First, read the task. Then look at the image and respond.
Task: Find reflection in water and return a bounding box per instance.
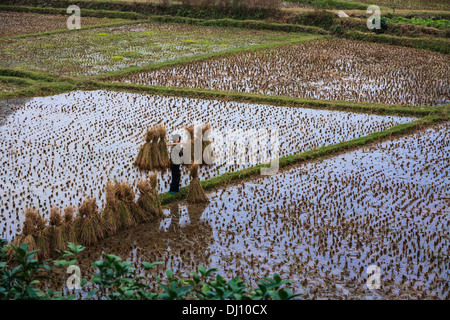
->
[77,201,212,281]
[77,123,449,300]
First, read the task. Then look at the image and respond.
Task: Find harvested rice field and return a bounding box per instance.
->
[122,39,450,106]
[75,122,449,300]
[0,12,130,37]
[0,22,318,76]
[1,4,449,303]
[0,90,416,241]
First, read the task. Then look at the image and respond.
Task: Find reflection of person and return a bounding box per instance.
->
[167,134,185,195]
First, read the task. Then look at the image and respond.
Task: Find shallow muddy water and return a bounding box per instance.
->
[73,123,449,300]
[122,39,450,106]
[0,90,416,241]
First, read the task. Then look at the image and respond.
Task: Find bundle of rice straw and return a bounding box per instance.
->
[157,126,170,169]
[6,208,39,259]
[134,128,156,171]
[103,181,143,235]
[63,206,77,245]
[136,173,164,219]
[75,197,104,246]
[187,164,208,204]
[134,126,171,171]
[45,207,65,255]
[34,210,50,260]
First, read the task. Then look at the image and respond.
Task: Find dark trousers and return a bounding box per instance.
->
[169,164,181,192]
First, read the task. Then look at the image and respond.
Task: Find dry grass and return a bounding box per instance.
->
[102,181,152,236]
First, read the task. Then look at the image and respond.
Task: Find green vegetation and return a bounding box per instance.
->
[386,17,450,30]
[286,0,388,10]
[286,0,448,10]
[350,0,449,11]
[345,30,450,54]
[0,4,146,21]
[0,0,279,20]
[0,241,299,300]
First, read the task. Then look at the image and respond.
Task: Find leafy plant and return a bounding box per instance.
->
[0,241,301,300]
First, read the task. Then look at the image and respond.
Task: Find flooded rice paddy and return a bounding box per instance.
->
[122,39,450,106]
[0,90,416,241]
[78,122,449,300]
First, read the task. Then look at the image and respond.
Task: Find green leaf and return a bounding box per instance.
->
[142,261,164,270]
[87,289,98,299]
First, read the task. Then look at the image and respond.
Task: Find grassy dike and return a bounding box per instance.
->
[344,30,450,55]
[159,113,448,205]
[91,81,444,117]
[0,68,77,100]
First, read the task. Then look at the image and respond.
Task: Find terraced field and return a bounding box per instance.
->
[0,4,448,301]
[75,122,449,299]
[0,90,416,241]
[0,12,130,37]
[0,21,318,76]
[121,38,450,106]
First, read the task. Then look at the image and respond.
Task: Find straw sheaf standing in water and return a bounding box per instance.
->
[187,164,208,204]
[74,197,104,246]
[103,181,140,236]
[45,207,65,255]
[136,172,164,219]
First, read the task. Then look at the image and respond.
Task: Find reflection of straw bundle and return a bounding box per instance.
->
[157,126,170,169]
[75,198,104,246]
[136,173,164,219]
[187,164,208,204]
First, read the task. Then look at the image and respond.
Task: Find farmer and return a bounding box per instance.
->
[167,134,185,195]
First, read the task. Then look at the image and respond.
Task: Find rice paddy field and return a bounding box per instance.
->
[0,12,130,37]
[0,4,449,301]
[0,90,416,241]
[122,38,450,106]
[0,22,317,76]
[71,122,449,300]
